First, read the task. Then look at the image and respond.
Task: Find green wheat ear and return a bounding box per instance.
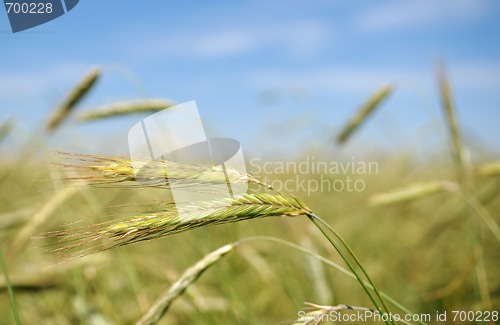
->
[0,118,15,143]
[369,181,456,206]
[51,151,256,189]
[42,192,311,257]
[78,98,176,121]
[475,161,500,177]
[46,66,101,132]
[336,83,394,144]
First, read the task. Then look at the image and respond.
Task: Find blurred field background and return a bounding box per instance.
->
[0,69,499,324]
[1,1,500,324]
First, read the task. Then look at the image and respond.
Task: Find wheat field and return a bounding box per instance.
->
[0,67,499,325]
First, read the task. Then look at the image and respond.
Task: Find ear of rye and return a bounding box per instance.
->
[46,66,101,132]
[369,181,451,206]
[336,84,393,144]
[43,193,311,257]
[0,118,15,143]
[78,98,175,121]
[51,151,253,190]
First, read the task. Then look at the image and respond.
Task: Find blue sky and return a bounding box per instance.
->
[1,0,499,158]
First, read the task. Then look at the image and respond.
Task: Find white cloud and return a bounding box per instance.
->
[250,66,416,93]
[249,61,500,94]
[0,62,92,97]
[357,0,490,31]
[192,30,256,57]
[129,20,330,60]
[450,61,500,90]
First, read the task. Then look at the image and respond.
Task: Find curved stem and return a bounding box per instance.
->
[239,236,426,325]
[308,213,394,324]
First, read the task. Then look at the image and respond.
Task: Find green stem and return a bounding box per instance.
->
[438,65,492,309]
[0,250,21,325]
[307,214,393,325]
[240,236,426,325]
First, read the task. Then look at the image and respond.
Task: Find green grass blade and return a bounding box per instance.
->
[0,250,21,325]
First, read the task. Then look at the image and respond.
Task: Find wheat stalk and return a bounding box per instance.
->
[78,99,175,121]
[437,63,492,310]
[46,66,101,131]
[136,244,235,325]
